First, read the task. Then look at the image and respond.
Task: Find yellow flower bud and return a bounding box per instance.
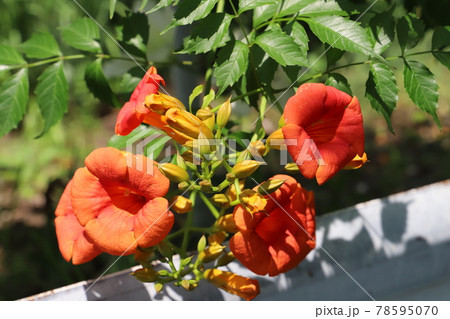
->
[211,194,230,207]
[203,269,260,301]
[145,93,185,114]
[225,179,245,202]
[239,189,267,214]
[216,251,235,267]
[158,162,190,183]
[194,130,211,155]
[283,163,300,172]
[198,244,225,263]
[197,107,216,132]
[266,128,285,150]
[199,179,212,192]
[165,108,214,144]
[216,97,231,129]
[278,115,286,128]
[208,231,227,245]
[249,140,266,156]
[216,214,238,233]
[343,153,368,170]
[256,178,286,195]
[169,195,193,214]
[231,160,261,179]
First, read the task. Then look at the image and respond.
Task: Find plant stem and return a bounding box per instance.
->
[198,191,220,219]
[181,191,197,255]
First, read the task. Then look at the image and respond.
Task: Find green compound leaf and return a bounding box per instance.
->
[238,0,276,14]
[178,13,232,54]
[297,0,346,17]
[0,69,29,137]
[21,32,61,59]
[255,29,308,66]
[162,0,219,34]
[365,62,398,132]
[0,45,26,65]
[326,73,352,96]
[35,62,68,136]
[85,59,120,108]
[368,10,395,54]
[403,60,440,128]
[305,15,381,59]
[214,40,249,95]
[60,18,101,52]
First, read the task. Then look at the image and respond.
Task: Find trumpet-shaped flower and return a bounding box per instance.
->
[230,175,315,276]
[282,83,365,185]
[55,147,174,259]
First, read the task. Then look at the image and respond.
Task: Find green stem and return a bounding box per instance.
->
[198,192,220,219]
[181,191,197,255]
[167,226,211,240]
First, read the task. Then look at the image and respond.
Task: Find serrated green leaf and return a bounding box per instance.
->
[289,22,309,57]
[326,73,352,96]
[305,15,381,59]
[278,0,315,17]
[146,0,174,14]
[368,10,395,54]
[253,4,278,27]
[403,60,440,127]
[21,32,61,59]
[85,59,119,107]
[0,45,25,65]
[365,62,398,132]
[162,0,219,34]
[189,84,204,108]
[35,62,68,136]
[60,18,101,52]
[238,0,276,14]
[255,29,308,67]
[252,45,278,86]
[109,0,117,19]
[178,13,232,54]
[214,40,249,95]
[0,69,28,137]
[396,14,424,53]
[298,0,346,17]
[201,89,216,108]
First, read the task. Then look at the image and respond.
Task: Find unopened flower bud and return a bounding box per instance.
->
[194,130,211,155]
[257,178,286,195]
[211,194,230,207]
[231,160,261,179]
[154,282,164,293]
[343,153,368,170]
[198,244,225,263]
[225,179,245,201]
[199,179,212,192]
[203,269,260,301]
[226,172,236,182]
[283,163,300,172]
[216,97,231,129]
[158,162,190,183]
[176,153,187,170]
[266,128,285,150]
[249,140,266,156]
[216,214,238,233]
[169,195,192,214]
[278,115,286,128]
[178,181,190,191]
[196,107,215,131]
[208,231,227,245]
[216,251,235,267]
[132,267,159,282]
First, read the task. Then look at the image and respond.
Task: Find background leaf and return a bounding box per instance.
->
[85,59,120,107]
[178,13,232,54]
[162,0,219,34]
[21,32,61,59]
[109,0,117,19]
[146,0,174,14]
[117,12,150,58]
[60,18,101,52]
[403,60,440,127]
[368,10,395,54]
[255,29,308,66]
[0,45,25,65]
[35,62,68,136]
[297,0,346,17]
[214,40,249,95]
[365,62,398,132]
[432,26,450,70]
[305,15,381,59]
[0,69,29,137]
[326,73,352,96]
[325,45,344,67]
[396,14,424,53]
[287,22,309,57]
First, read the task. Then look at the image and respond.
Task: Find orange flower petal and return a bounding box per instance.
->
[55,181,101,264]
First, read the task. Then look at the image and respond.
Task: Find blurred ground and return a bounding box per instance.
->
[0,0,449,301]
